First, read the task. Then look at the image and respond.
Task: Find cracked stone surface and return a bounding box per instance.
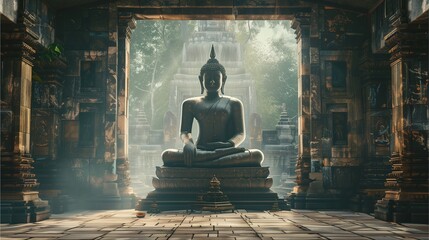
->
[1,209,427,239]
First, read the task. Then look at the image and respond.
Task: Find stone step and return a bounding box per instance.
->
[152,177,273,190]
[156,166,270,179]
[137,189,280,211]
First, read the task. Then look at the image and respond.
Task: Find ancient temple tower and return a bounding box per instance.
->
[167,21,258,146]
[262,104,298,197]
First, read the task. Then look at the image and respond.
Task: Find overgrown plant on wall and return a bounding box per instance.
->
[32,43,64,83]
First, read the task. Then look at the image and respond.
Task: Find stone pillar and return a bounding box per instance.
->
[31,58,69,213]
[291,13,312,205]
[291,6,368,210]
[352,44,391,213]
[318,7,366,209]
[0,11,50,223]
[96,1,122,208]
[116,13,136,204]
[375,15,428,223]
[307,7,325,208]
[309,6,323,173]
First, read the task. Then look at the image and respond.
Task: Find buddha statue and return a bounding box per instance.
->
[162,45,263,168]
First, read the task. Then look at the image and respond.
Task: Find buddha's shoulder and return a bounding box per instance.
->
[182,96,204,105]
[223,96,243,105]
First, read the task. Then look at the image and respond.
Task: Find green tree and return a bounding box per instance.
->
[129,21,195,128]
[233,20,298,129]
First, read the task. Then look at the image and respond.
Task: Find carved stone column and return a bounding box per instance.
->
[291,6,368,210]
[31,58,68,213]
[352,45,391,213]
[1,11,50,223]
[375,17,428,223]
[116,13,136,204]
[95,1,122,209]
[309,6,323,172]
[291,13,312,206]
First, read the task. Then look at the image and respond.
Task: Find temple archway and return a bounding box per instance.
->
[1,0,427,223]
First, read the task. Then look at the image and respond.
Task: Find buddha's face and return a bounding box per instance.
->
[202,70,223,93]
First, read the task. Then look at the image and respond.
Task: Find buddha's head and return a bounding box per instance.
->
[199,45,227,94]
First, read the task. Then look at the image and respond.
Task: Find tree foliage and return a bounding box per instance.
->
[129,21,195,128]
[232,21,298,129]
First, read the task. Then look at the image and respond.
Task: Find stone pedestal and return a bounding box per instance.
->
[1,153,50,223]
[375,153,428,223]
[136,166,280,211]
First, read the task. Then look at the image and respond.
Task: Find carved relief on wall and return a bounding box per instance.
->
[32,83,47,108]
[62,97,79,120]
[407,61,428,105]
[321,117,332,159]
[104,121,116,161]
[106,68,117,113]
[1,62,13,106]
[332,112,348,146]
[310,74,321,114]
[372,118,390,146]
[34,118,49,147]
[33,83,61,109]
[324,11,351,48]
[404,129,428,154]
[49,85,60,108]
[367,81,389,109]
[310,47,319,64]
[323,9,366,49]
[0,111,13,152]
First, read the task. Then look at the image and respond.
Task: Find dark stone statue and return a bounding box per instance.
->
[162,46,263,167]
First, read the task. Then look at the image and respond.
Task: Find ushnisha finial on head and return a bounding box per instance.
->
[210,44,216,59]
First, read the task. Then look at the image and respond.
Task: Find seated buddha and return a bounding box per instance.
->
[162,46,263,168]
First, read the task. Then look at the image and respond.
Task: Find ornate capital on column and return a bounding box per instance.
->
[119,13,136,40]
[291,13,311,40]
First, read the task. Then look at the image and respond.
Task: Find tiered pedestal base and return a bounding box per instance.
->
[374,153,428,223]
[1,153,51,223]
[137,166,280,211]
[1,192,50,223]
[375,197,429,223]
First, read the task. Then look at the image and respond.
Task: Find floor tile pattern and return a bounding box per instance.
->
[1,209,427,239]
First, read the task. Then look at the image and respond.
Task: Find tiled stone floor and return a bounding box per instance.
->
[1,209,428,239]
